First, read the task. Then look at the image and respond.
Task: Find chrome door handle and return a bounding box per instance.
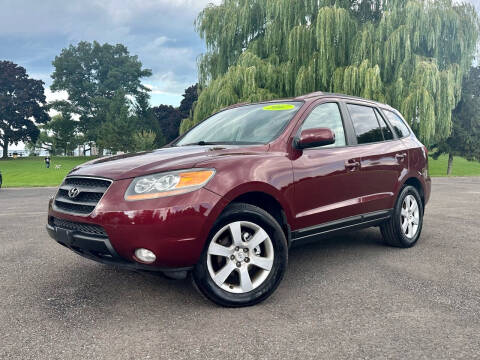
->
[345,161,360,169]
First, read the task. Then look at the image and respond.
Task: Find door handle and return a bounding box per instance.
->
[345,160,360,170]
[395,153,407,160]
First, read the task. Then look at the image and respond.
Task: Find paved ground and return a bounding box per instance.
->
[0,178,479,359]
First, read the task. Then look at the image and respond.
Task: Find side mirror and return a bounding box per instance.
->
[295,128,335,149]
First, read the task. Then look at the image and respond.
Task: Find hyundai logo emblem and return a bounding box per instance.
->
[68,187,80,199]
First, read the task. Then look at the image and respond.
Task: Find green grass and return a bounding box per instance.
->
[0,154,479,188]
[0,156,95,188]
[428,154,480,177]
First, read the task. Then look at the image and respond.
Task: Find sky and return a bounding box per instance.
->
[0,0,478,106]
[0,0,221,108]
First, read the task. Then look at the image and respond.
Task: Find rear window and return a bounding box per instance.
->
[347,104,383,144]
[383,110,410,138]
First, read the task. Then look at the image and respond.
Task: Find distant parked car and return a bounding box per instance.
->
[47,92,431,307]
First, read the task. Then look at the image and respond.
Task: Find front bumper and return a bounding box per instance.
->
[47,178,227,269]
[46,220,192,274]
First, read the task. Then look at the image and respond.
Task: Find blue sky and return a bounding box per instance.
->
[0,0,220,107]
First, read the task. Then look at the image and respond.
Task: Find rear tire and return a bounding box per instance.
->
[193,203,288,307]
[381,185,424,248]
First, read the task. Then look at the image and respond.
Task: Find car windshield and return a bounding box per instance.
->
[176,102,302,146]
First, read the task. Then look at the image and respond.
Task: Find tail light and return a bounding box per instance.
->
[423,145,429,177]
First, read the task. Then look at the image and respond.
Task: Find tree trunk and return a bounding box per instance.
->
[1,139,8,159]
[447,153,454,175]
[98,146,104,157]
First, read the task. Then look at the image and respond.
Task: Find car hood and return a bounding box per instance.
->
[68,145,267,180]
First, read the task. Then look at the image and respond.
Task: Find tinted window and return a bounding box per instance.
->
[300,103,346,147]
[347,104,383,144]
[375,109,394,140]
[176,102,302,146]
[383,110,411,138]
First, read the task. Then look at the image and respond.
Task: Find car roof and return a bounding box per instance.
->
[221,92,397,113]
[294,91,396,111]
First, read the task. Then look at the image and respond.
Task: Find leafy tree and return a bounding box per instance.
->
[156,84,199,140]
[33,114,81,155]
[188,0,479,145]
[433,66,480,175]
[51,41,152,155]
[132,130,157,152]
[96,92,139,153]
[178,84,199,118]
[135,92,166,147]
[153,105,183,144]
[152,105,183,144]
[0,61,49,158]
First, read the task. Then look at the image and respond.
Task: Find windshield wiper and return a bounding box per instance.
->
[178,141,264,147]
[181,141,219,146]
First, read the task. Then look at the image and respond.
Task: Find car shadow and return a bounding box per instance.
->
[39,227,387,318]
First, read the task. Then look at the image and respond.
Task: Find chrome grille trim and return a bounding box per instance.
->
[53,176,113,216]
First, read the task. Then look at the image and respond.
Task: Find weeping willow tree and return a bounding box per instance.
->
[181,0,479,145]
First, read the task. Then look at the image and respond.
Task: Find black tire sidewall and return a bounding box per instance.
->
[193,203,288,307]
[393,186,424,247]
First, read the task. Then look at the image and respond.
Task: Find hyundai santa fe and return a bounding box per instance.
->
[47,92,431,307]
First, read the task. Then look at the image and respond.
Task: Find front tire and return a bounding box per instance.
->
[381,185,424,248]
[193,203,288,307]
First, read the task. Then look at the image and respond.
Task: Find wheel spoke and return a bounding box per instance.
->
[250,255,273,271]
[401,218,409,232]
[401,208,408,217]
[247,228,268,250]
[209,243,232,258]
[239,267,253,292]
[229,222,243,246]
[213,262,236,285]
[410,200,418,212]
[407,222,413,236]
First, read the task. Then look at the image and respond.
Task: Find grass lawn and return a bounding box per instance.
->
[0,154,479,188]
[428,154,480,177]
[0,156,95,188]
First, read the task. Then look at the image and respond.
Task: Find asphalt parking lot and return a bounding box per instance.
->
[1,177,479,359]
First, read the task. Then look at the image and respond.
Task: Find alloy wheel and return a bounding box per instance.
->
[206,221,274,294]
[400,194,420,239]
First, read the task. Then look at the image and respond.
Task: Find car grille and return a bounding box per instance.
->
[49,216,108,237]
[54,176,112,215]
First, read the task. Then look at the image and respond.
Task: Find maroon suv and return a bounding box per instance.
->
[47,92,431,307]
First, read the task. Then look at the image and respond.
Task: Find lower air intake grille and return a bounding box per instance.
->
[49,216,108,237]
[54,176,112,215]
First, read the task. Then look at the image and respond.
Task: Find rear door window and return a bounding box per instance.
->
[383,110,411,138]
[374,109,394,140]
[347,104,383,144]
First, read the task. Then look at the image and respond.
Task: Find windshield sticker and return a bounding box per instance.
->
[262,104,295,111]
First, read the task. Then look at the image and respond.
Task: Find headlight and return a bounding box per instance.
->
[125,168,215,201]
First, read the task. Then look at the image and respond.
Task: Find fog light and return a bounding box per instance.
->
[134,248,156,264]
